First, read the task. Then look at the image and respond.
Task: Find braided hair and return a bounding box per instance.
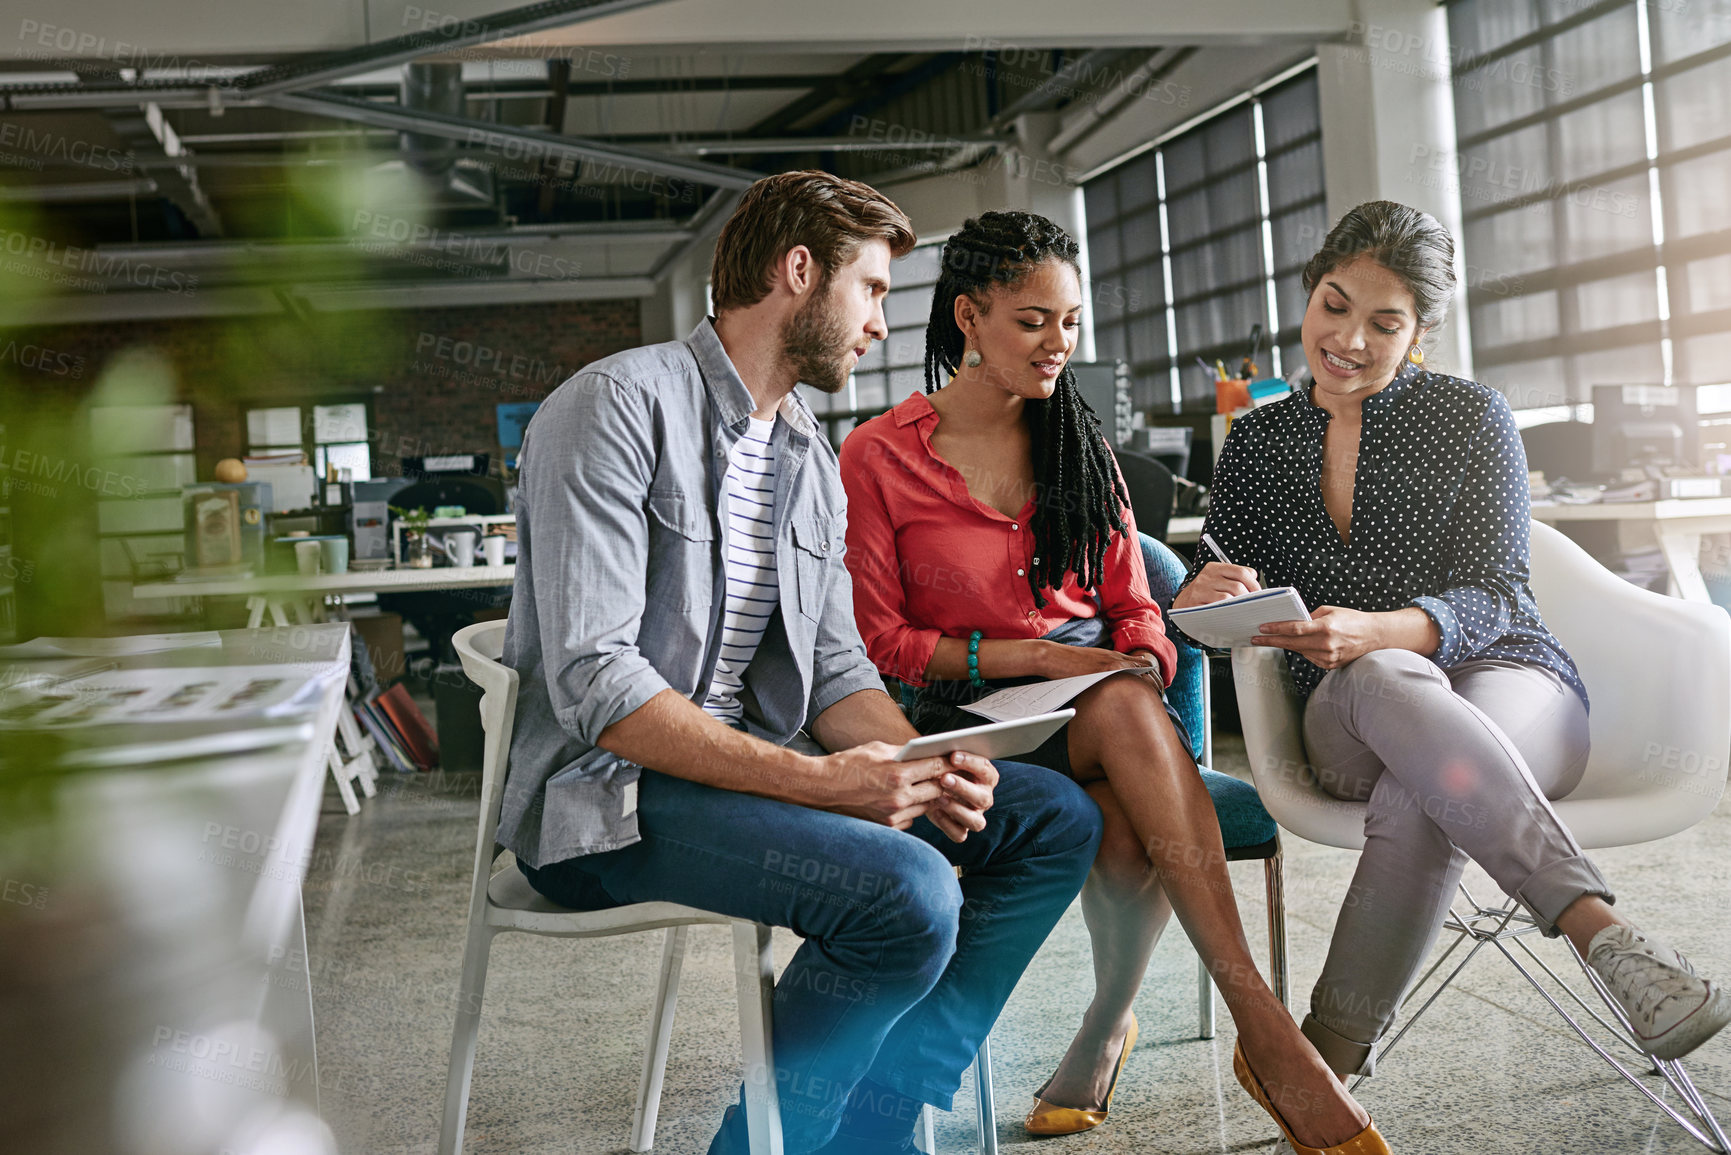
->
[922,210,1128,608]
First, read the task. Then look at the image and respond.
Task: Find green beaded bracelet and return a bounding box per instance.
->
[967,630,985,689]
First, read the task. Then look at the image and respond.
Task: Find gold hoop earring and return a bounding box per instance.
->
[1407,344,1424,365]
[963,349,982,368]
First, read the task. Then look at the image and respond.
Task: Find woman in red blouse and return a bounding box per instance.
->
[839,212,1386,1155]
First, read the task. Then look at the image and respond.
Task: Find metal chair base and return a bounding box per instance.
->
[1354,883,1729,1153]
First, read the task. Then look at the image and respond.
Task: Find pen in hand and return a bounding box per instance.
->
[1196,532,1263,599]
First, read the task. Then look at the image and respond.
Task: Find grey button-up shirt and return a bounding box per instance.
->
[498,319,884,868]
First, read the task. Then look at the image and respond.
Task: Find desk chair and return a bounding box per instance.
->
[1232,522,1731,1151]
[1114,450,1176,542]
[442,621,782,1155]
[1140,535,1287,1033]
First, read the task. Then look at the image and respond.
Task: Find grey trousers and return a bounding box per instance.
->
[1297,649,1605,1077]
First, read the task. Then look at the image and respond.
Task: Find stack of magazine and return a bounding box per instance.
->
[354,683,439,772]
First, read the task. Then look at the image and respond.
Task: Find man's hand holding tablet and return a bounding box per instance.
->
[820,741,999,842]
[815,712,1073,842]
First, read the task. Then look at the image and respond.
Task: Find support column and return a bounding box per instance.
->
[1009,111,1096,362]
[1316,0,1473,379]
[640,239,712,345]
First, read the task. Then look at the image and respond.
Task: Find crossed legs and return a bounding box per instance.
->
[1050,673,1374,1148]
[1301,650,1603,1076]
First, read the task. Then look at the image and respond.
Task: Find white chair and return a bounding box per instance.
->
[445,621,998,1155]
[1232,521,1731,1150]
[441,620,783,1155]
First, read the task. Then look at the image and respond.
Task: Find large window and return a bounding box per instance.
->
[93,403,199,620]
[1085,64,1326,413]
[246,402,372,479]
[1450,0,1731,405]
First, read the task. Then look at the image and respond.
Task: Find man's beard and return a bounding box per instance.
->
[779,281,859,395]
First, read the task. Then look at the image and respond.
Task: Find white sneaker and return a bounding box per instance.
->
[1587,925,1731,1061]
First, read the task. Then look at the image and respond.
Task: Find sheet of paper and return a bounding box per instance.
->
[959,667,1159,724]
[0,632,223,659]
[1168,586,1310,649]
[0,665,334,728]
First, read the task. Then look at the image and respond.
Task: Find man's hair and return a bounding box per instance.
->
[710,170,916,311]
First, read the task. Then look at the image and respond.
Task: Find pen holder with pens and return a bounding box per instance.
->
[1215,377,1252,414]
[1215,377,1291,414]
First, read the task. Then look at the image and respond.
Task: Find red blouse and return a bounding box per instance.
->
[838,392,1177,689]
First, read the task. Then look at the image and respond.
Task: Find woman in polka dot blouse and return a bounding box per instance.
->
[1175,201,1730,1079]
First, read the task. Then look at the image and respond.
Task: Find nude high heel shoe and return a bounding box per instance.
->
[1023,1014,1138,1136]
[1232,1042,1392,1155]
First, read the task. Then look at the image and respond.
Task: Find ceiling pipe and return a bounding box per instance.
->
[1,0,674,111]
[264,89,762,190]
[233,0,672,98]
[658,135,1000,155]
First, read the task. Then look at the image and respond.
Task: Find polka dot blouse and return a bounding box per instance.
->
[1181,361,1588,708]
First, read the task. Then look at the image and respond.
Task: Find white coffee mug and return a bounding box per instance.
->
[482,535,507,567]
[441,529,478,568]
[294,539,323,576]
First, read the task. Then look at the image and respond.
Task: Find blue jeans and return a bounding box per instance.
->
[519,762,1102,1154]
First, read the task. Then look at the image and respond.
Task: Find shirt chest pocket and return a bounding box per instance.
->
[791,514,841,622]
[646,487,715,611]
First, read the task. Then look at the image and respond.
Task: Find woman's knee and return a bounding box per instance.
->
[1336,648,1441,702]
[1076,677,1179,749]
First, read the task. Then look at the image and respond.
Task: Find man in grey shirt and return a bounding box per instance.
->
[501,171,1101,1155]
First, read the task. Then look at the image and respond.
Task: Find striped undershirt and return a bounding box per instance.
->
[702,415,780,723]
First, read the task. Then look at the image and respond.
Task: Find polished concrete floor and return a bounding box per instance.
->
[301,730,1731,1155]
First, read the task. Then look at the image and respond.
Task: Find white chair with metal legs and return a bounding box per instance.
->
[1232,521,1731,1151]
[441,620,783,1155]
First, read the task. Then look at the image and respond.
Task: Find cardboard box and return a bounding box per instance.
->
[350,612,406,686]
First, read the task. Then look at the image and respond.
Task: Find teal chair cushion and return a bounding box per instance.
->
[1200,767,1279,855]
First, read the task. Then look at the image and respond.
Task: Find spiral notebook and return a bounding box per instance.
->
[1168,587,1310,649]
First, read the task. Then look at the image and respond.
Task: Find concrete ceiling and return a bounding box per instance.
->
[0,0,1353,321]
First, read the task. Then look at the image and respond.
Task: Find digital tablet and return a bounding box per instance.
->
[894,709,1075,762]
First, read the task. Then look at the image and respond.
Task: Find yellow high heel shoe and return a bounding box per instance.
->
[1023,1014,1138,1136]
[1232,1042,1392,1155]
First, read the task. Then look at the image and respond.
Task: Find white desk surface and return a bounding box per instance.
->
[2,624,351,1118]
[133,564,516,599]
[1166,515,1203,544]
[1531,497,1731,523]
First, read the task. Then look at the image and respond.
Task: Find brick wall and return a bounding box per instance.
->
[12,298,641,475]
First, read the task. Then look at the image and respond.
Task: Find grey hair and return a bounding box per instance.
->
[1301,201,1456,339]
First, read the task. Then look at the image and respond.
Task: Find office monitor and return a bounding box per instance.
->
[1590,384,1699,478]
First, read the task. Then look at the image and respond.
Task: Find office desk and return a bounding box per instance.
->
[1167,515,1203,544]
[1532,498,1731,602]
[0,625,350,1137]
[134,565,517,628]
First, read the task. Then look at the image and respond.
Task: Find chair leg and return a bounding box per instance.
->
[1264,850,1288,1010]
[916,1105,935,1154]
[733,923,784,1155]
[974,1036,997,1155]
[438,924,497,1155]
[630,926,689,1152]
[1197,954,1216,1039]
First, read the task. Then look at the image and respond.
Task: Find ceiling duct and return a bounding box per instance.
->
[400,61,494,205]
